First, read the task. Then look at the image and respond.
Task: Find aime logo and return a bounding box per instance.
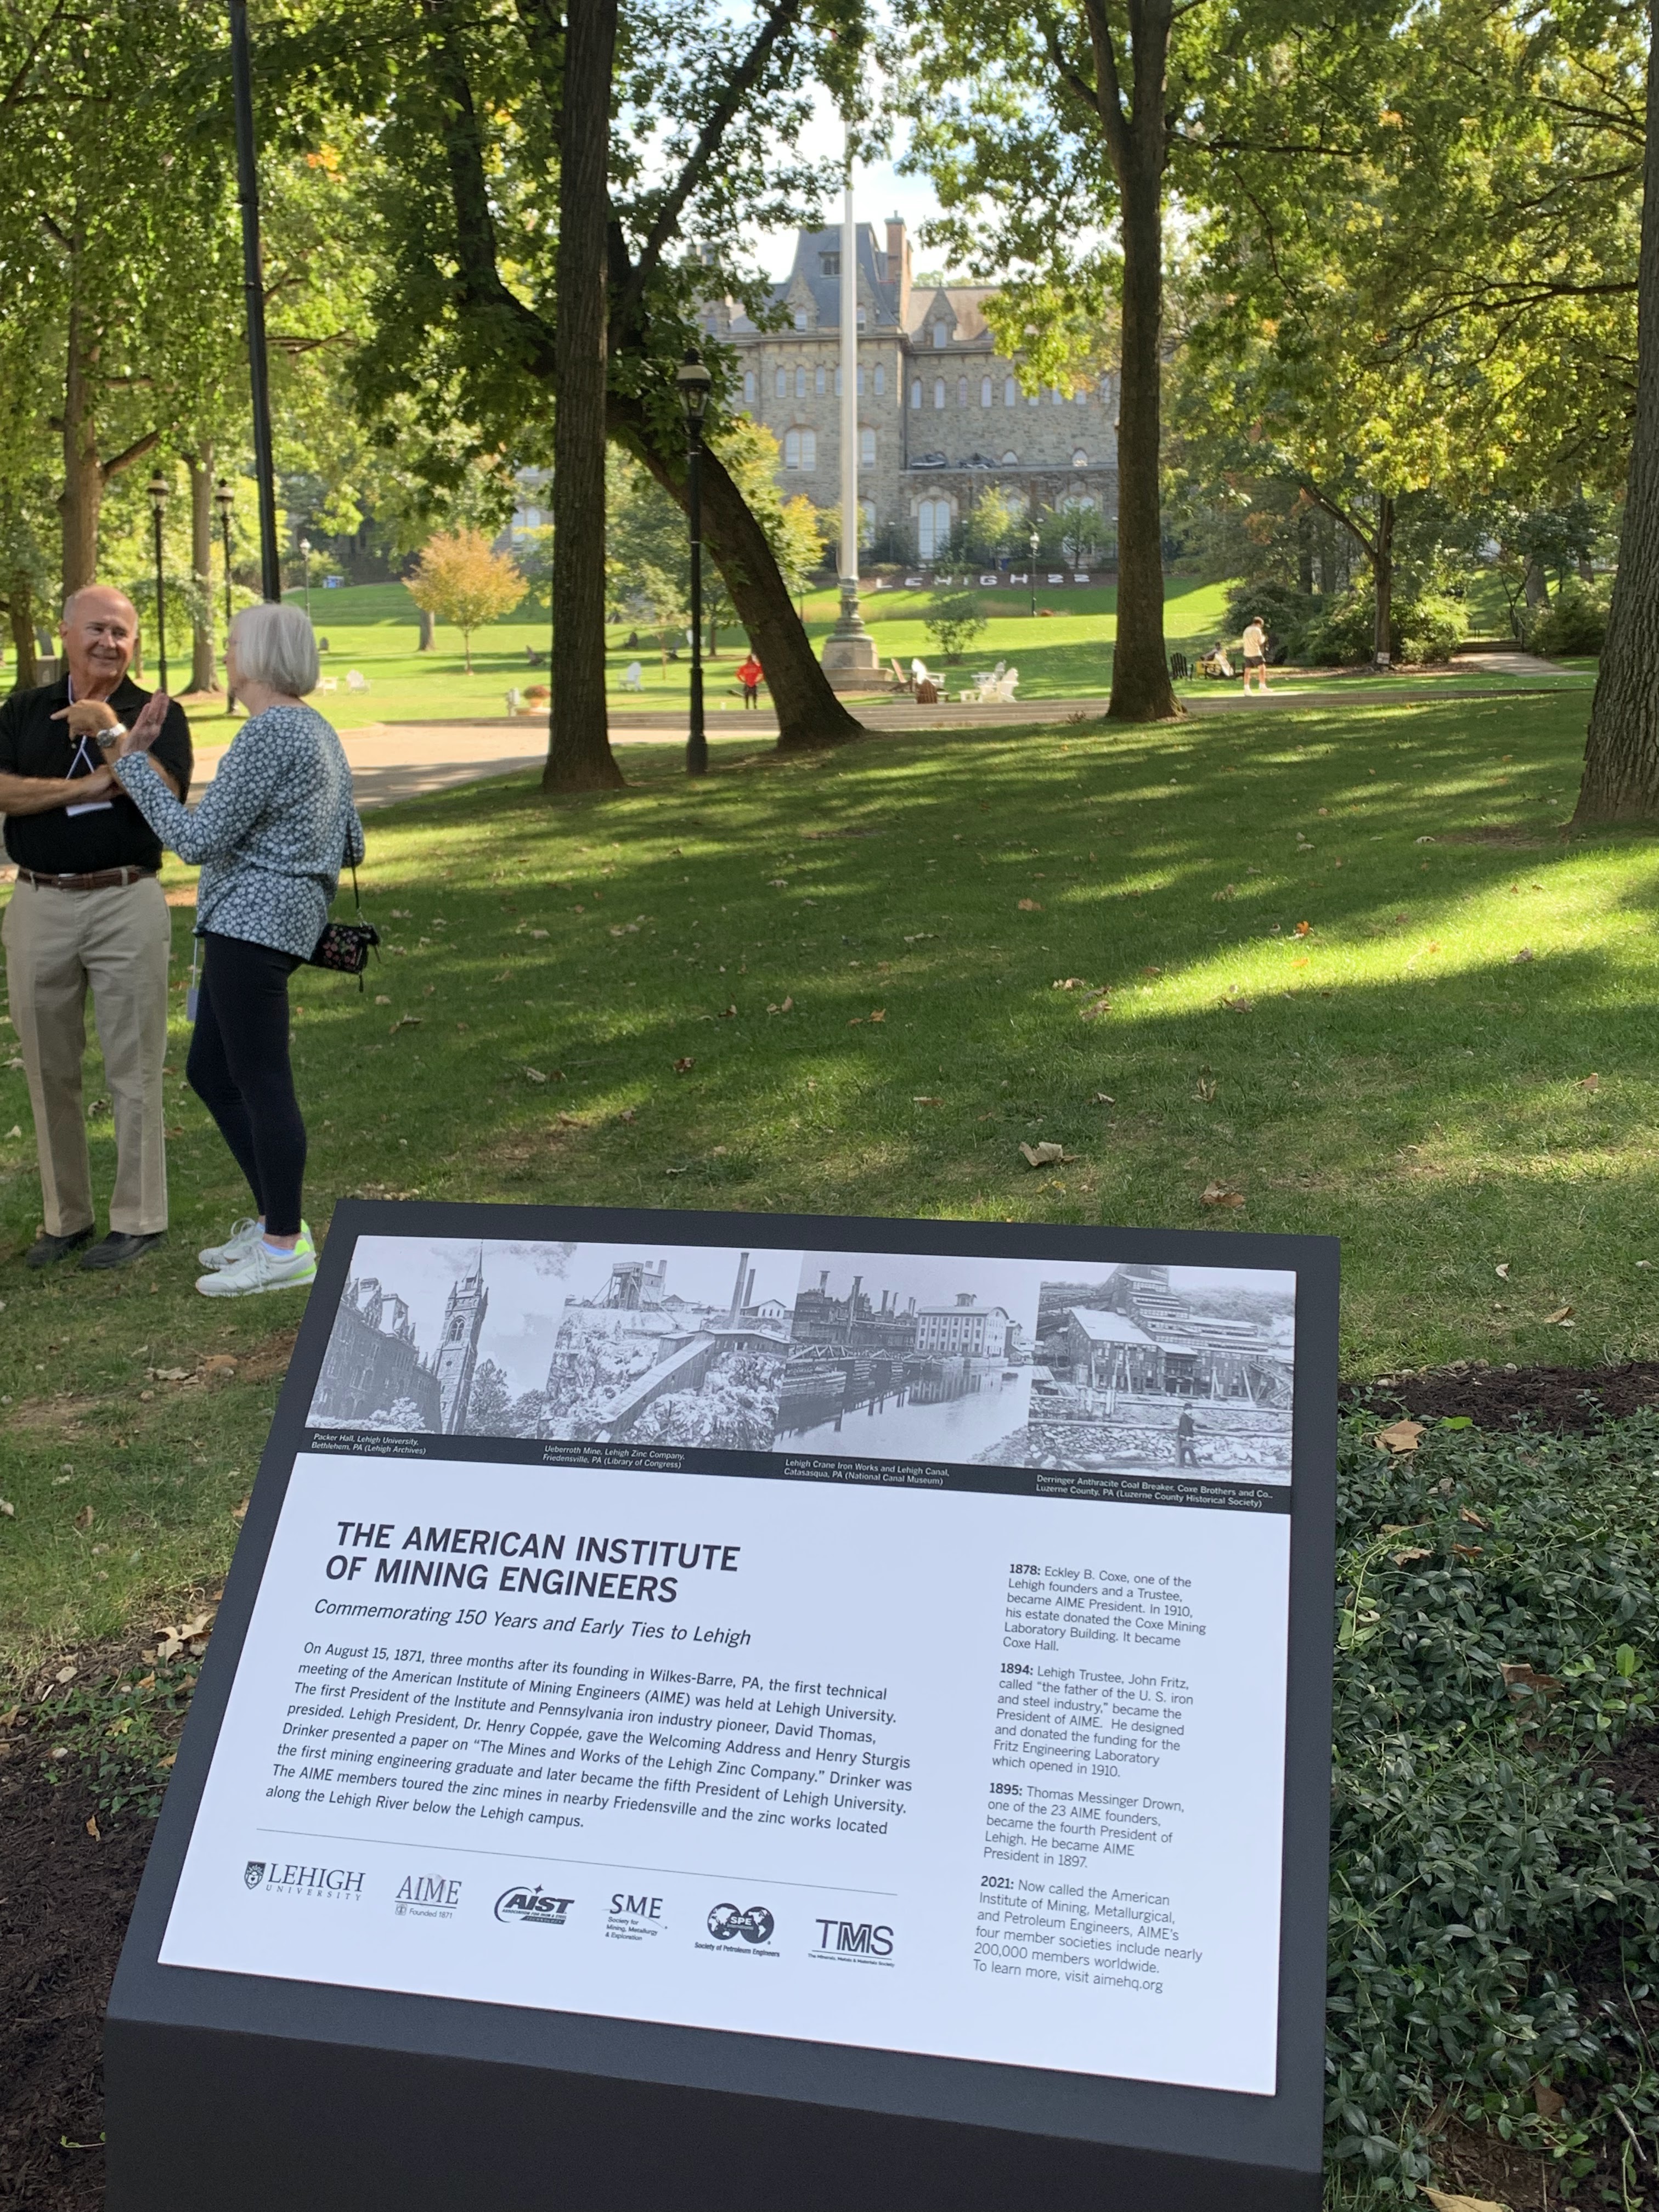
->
[810,1918,894,1965]
[396,1874,463,1918]
[245,1860,365,1900]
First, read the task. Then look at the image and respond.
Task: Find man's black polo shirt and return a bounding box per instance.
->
[0,674,193,875]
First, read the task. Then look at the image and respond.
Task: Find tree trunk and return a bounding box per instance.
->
[1372,494,1395,666]
[544,0,623,794]
[1101,3,1180,724]
[1577,14,1659,823]
[417,607,436,651]
[7,572,38,689]
[188,447,217,691]
[1297,510,1313,596]
[611,393,861,752]
[59,297,101,601]
[1522,555,1550,612]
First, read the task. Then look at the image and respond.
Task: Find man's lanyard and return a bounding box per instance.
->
[64,670,115,816]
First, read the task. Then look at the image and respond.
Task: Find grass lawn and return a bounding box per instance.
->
[4,684,1657,1671]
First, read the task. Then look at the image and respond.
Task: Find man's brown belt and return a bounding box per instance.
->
[15,865,156,891]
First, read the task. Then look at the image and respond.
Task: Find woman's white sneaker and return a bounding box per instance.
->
[196,1233,317,1298]
[198,1217,262,1269]
[199,1217,312,1271]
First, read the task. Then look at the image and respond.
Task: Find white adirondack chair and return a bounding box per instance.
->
[346,669,370,692]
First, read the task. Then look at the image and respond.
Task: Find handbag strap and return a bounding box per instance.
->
[342,830,362,915]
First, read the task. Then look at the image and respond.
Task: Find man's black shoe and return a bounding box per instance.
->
[78,1231,167,1272]
[25,1226,94,1269]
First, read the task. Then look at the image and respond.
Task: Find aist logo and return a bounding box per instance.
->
[810,1918,895,1963]
[495,1886,573,1927]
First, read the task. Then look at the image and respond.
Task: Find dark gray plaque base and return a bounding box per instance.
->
[105,2016,1320,2212]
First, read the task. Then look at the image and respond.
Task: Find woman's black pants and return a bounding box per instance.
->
[187,932,306,1237]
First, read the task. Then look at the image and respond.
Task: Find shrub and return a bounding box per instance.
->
[1297,587,1468,665]
[923,588,987,664]
[1532,580,1611,658]
[1223,580,1324,648]
[1395,590,1468,664]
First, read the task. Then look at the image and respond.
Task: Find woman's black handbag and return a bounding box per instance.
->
[308,838,379,986]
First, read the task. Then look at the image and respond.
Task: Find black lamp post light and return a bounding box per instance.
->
[1029,524,1040,620]
[675,347,713,778]
[215,477,237,709]
[146,471,170,693]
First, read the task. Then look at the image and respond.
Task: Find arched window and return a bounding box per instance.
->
[1051,386,1064,404]
[980,377,992,408]
[1028,390,1040,408]
[859,499,875,550]
[857,365,866,395]
[795,365,807,399]
[910,380,922,409]
[860,427,876,466]
[1001,450,1019,465]
[815,365,826,395]
[775,368,787,399]
[743,370,757,405]
[857,307,867,329]
[783,429,817,471]
[933,378,946,409]
[1004,377,1017,408]
[874,364,886,395]
[917,498,952,559]
[792,308,809,330]
[932,321,949,348]
[1076,386,1090,404]
[957,376,968,408]
[1071,449,1089,469]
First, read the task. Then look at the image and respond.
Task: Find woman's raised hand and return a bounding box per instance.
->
[120,691,171,754]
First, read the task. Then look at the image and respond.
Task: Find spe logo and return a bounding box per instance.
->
[606,1892,664,1943]
[810,1918,895,1965]
[396,1874,463,1919]
[495,1886,573,1927]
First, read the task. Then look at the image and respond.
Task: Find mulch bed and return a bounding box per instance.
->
[5,1357,1658,2208]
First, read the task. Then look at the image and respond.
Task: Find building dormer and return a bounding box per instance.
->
[785,272,817,330]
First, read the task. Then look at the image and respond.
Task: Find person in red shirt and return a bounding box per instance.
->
[736,652,763,708]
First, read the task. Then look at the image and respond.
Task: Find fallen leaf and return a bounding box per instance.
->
[1533,2078,1565,2122]
[1222,995,1255,1012]
[1017,898,1043,911]
[1414,835,1437,845]
[1092,1092,1115,1104]
[390,1014,422,1032]
[780,995,793,1012]
[912,1095,943,1106]
[1458,1506,1488,1528]
[769,877,789,887]
[374,994,392,1006]
[1195,1077,1216,1102]
[1452,1541,1483,1560]
[74,1506,93,1533]
[1080,991,1111,1021]
[869,1008,886,1023]
[1512,945,1534,963]
[528,928,549,939]
[1294,920,1311,936]
[1391,1548,1432,1565]
[1373,1419,1426,1454]
[848,1017,864,1027]
[55,1663,77,1683]
[86,1815,100,1839]
[1200,1182,1246,1208]
[1052,978,1089,991]
[1494,1262,1510,1279]
[1580,1071,1600,1091]
[232,1497,250,1522]
[1020,1140,1074,1166]
[199,1353,238,1375]
[673,1057,695,1073]
[147,1365,190,1382]
[1502,1661,1562,1701]
[1425,2193,1508,2212]
[1543,1305,1574,1325]
[618,1108,637,1123]
[718,1004,737,1019]
[524,1068,549,1084]
[158,1753,176,1769]
[0,1500,13,1518]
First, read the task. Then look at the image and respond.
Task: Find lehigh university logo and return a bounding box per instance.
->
[244,1861,267,1890]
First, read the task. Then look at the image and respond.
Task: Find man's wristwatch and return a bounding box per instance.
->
[95,724,127,752]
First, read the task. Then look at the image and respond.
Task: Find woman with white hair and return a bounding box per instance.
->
[111,600,364,1298]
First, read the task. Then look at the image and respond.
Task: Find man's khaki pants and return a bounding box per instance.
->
[2,873,172,1237]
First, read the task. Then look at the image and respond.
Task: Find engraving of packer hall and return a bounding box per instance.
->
[310,1262,488,1432]
[704,219,1118,562]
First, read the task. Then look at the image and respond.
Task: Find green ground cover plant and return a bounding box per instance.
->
[4,689,1657,1669]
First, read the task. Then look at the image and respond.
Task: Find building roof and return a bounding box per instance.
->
[916,1302,1011,1322]
[1066,1307,1159,1346]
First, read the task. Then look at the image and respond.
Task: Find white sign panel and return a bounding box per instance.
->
[160,1235,1300,2097]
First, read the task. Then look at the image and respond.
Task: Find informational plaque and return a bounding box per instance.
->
[108,1203,1336,2212]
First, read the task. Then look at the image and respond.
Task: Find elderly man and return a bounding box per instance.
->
[0,585,192,1268]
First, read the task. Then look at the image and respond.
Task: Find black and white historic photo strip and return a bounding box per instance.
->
[1007,1262,1297,1483]
[305,1239,1298,1485]
[305,1236,802,1451]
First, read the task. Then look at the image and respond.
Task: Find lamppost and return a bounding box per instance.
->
[298,534,312,622]
[146,472,170,693]
[675,348,713,777]
[1029,525,1040,620]
[215,477,237,709]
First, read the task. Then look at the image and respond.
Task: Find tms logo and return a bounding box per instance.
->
[396,1874,463,1917]
[495,1886,573,1927]
[247,1861,366,1900]
[707,1903,774,1945]
[811,1919,894,1963]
